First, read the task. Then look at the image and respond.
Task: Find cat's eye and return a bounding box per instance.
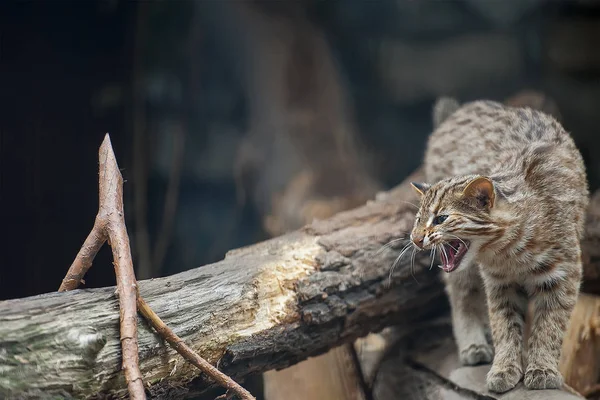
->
[433,215,448,225]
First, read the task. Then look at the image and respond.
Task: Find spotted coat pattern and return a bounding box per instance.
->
[411,99,589,393]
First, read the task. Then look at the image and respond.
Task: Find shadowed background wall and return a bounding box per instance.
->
[1,0,599,303]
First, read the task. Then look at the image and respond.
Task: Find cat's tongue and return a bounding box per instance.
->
[440,240,468,273]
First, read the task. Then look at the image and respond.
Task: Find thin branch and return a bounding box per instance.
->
[58,134,256,400]
[58,220,106,291]
[59,134,146,400]
[137,294,256,400]
[100,139,145,399]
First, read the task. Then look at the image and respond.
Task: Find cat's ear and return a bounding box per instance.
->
[410,182,431,197]
[462,176,495,209]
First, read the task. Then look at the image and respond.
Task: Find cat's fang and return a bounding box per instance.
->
[440,239,470,272]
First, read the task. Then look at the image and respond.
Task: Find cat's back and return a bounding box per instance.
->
[424,99,588,236]
[424,100,584,187]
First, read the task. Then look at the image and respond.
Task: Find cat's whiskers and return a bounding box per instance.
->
[410,246,419,284]
[375,237,407,255]
[387,241,414,286]
[398,200,420,210]
[429,245,437,270]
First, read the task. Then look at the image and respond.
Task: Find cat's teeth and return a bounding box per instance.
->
[437,265,444,269]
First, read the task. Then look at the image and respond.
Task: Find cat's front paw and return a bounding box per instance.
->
[459,343,494,366]
[487,363,522,393]
[524,367,563,390]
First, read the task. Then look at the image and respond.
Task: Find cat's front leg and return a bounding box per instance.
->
[525,264,580,390]
[484,281,527,393]
[444,266,493,365]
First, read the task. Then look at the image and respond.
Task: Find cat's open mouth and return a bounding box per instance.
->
[440,239,470,273]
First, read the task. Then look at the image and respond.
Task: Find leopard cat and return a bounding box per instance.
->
[409,98,588,393]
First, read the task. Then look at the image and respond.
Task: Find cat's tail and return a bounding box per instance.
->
[433,96,461,129]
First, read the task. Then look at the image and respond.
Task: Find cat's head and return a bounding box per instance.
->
[409,175,500,273]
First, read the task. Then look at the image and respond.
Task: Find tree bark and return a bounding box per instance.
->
[2,170,600,399]
[0,171,440,400]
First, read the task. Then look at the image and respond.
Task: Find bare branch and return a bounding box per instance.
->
[59,134,146,399]
[56,134,255,400]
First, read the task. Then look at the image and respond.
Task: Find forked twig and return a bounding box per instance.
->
[59,134,255,400]
[59,134,145,399]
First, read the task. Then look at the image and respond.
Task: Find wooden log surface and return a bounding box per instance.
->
[0,171,440,400]
[1,170,600,399]
[560,293,600,396]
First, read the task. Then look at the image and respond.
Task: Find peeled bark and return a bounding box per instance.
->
[0,171,442,400]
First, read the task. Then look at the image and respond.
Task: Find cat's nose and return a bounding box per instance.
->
[411,234,425,249]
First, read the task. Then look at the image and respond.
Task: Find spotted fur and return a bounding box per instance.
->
[410,99,588,393]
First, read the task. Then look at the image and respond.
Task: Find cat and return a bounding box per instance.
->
[409,98,589,393]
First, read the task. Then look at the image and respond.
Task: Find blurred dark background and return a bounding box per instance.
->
[2,0,600,302]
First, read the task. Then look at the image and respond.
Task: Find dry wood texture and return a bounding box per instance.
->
[560,293,600,396]
[57,134,146,399]
[56,134,255,400]
[0,171,439,400]
[2,170,600,399]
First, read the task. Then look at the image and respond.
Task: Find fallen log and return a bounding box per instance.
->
[1,170,600,399]
[0,170,441,400]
